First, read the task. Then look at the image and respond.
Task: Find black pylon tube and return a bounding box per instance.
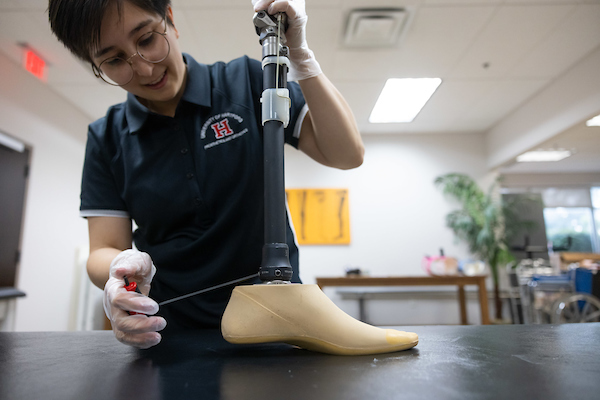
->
[259,61,293,282]
[263,119,286,244]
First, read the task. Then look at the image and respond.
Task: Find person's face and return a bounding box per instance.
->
[92,1,186,107]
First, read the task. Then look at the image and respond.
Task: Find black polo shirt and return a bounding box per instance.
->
[80,54,306,330]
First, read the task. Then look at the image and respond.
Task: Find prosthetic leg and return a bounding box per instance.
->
[221,11,418,355]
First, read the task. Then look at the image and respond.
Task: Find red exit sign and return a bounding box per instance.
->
[23,49,46,81]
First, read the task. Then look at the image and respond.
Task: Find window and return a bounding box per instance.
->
[543,187,600,253]
[544,208,595,252]
[593,187,600,249]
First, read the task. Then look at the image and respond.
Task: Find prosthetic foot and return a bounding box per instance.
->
[221,284,418,356]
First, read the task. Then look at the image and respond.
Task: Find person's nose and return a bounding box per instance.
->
[130,54,154,77]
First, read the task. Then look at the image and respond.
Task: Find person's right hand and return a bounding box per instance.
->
[103,249,166,349]
[252,0,322,81]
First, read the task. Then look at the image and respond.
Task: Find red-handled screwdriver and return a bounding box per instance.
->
[123,276,144,315]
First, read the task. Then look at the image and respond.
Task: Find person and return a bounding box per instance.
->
[48,0,364,349]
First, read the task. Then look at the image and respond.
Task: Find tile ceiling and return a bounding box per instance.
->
[1,0,599,172]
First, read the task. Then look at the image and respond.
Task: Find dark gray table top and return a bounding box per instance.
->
[1,324,599,400]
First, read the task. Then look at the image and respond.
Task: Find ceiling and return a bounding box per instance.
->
[500,119,600,173]
[0,0,599,174]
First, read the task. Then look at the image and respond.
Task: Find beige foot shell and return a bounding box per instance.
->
[221,284,418,355]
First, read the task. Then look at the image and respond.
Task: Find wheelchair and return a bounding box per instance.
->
[507,258,600,324]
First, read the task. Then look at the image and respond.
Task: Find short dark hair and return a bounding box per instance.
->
[48,0,172,64]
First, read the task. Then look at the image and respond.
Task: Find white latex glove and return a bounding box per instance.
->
[103,249,166,349]
[252,0,322,81]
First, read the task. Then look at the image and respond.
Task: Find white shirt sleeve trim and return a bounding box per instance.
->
[293,104,309,140]
[80,209,130,219]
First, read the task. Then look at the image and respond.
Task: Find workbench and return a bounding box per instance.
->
[317,275,490,325]
[1,324,599,400]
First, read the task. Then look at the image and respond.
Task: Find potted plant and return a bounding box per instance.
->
[434,173,536,322]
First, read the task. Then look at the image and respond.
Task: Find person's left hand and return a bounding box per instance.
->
[251,0,322,81]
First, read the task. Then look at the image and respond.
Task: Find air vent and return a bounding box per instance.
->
[344,8,408,48]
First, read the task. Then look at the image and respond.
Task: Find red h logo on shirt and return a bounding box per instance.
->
[211,119,234,139]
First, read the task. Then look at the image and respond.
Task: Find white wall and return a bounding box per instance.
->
[0,51,90,331]
[286,133,489,283]
[285,133,493,325]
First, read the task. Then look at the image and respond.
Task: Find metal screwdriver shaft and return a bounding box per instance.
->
[158,273,259,306]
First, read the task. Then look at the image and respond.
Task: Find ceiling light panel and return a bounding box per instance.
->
[369,78,442,124]
[586,114,600,127]
[516,150,573,162]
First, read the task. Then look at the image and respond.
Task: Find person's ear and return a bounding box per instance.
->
[166,6,179,38]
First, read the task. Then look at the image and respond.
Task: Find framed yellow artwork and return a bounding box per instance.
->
[285,188,350,245]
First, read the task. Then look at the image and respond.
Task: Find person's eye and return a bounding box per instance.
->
[104,57,125,67]
[138,33,155,48]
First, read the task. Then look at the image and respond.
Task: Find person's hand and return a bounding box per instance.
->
[252,0,322,81]
[103,249,166,349]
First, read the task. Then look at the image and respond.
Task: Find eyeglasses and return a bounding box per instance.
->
[93,19,170,86]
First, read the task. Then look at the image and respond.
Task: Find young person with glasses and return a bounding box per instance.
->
[48,0,364,349]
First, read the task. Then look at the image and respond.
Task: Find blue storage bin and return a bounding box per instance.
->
[573,268,593,294]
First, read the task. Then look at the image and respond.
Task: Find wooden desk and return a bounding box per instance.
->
[316,275,490,325]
